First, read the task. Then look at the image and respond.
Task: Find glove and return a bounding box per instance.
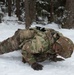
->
[31,62,43,70]
[36,26,46,32]
[22,57,26,63]
[55,58,64,61]
[50,54,64,62]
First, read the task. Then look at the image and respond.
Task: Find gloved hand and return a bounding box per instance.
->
[55,58,64,61]
[49,54,64,62]
[31,62,43,70]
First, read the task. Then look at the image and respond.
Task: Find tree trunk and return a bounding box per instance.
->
[25,0,36,29]
[16,0,21,21]
[50,0,54,22]
[8,0,12,16]
[63,0,74,28]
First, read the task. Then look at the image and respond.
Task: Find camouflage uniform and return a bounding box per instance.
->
[21,28,58,65]
[0,28,73,70]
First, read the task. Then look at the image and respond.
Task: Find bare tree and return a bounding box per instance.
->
[63,0,74,28]
[50,0,54,22]
[25,0,36,29]
[8,0,12,16]
[16,0,21,21]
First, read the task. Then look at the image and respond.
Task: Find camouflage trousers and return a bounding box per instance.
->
[22,49,56,65]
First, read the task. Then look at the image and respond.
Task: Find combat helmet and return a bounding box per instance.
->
[56,36,74,58]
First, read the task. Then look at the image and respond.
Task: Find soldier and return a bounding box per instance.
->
[0,27,74,70]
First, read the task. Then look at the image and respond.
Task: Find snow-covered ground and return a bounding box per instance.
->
[0,17,74,75]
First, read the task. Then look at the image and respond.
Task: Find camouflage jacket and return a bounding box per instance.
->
[21,28,59,54]
[0,28,61,54]
[21,28,62,64]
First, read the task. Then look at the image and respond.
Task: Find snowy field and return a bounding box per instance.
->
[0,17,74,75]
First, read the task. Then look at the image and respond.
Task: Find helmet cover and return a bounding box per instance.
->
[56,36,74,58]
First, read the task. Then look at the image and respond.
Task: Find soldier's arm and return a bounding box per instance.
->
[22,50,43,70]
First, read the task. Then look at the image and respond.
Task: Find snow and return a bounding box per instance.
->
[0,17,74,75]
